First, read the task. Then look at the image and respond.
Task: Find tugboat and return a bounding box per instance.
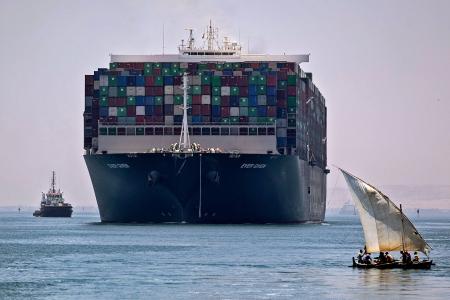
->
[33,171,73,217]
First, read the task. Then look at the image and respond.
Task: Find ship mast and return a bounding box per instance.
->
[51,171,56,193]
[178,73,191,150]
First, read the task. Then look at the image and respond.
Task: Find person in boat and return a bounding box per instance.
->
[385,252,394,263]
[363,253,373,264]
[401,251,412,264]
[356,249,364,263]
[413,251,420,262]
[377,251,386,264]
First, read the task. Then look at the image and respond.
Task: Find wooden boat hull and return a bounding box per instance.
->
[352,257,433,269]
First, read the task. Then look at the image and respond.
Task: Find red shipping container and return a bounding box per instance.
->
[108,116,118,124]
[287,86,297,96]
[221,106,230,117]
[116,97,126,106]
[287,63,295,71]
[154,87,164,96]
[85,75,94,85]
[85,85,93,96]
[239,116,249,123]
[127,106,136,116]
[201,85,211,94]
[250,63,260,69]
[201,104,211,116]
[221,76,230,85]
[133,63,145,70]
[153,68,161,76]
[136,116,145,124]
[152,116,164,123]
[108,98,117,106]
[277,99,287,107]
[192,105,201,115]
[207,62,216,69]
[145,87,153,95]
[237,76,248,86]
[192,95,202,105]
[229,76,238,86]
[145,116,153,123]
[145,76,154,86]
[154,105,163,116]
[278,71,287,80]
[267,106,277,117]
[267,75,277,86]
[221,96,230,106]
[239,87,248,97]
[174,76,182,85]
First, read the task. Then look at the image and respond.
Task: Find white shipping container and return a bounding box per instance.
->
[257,95,267,105]
[174,106,183,115]
[164,85,174,95]
[165,95,174,104]
[94,81,100,90]
[201,95,211,104]
[174,86,183,95]
[136,106,145,116]
[136,87,145,96]
[192,76,201,85]
[99,75,108,86]
[214,71,223,76]
[230,107,239,116]
[233,71,242,76]
[165,116,174,125]
[126,86,136,96]
[276,119,287,127]
[109,107,118,117]
[221,86,230,96]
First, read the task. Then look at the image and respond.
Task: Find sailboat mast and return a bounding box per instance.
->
[400,204,406,252]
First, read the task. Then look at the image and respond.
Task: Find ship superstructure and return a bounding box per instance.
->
[83,22,328,223]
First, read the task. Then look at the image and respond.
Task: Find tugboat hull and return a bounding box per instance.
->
[34,206,73,218]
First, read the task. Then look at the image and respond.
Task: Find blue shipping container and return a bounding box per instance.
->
[277,137,287,147]
[257,106,267,117]
[127,76,136,86]
[136,96,145,106]
[248,85,257,96]
[164,76,174,85]
[230,96,239,107]
[135,76,145,86]
[192,116,202,123]
[144,96,154,105]
[267,95,277,105]
[212,105,221,117]
[145,106,154,116]
[249,95,258,106]
[118,76,127,86]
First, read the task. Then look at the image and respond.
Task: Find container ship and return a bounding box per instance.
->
[83,23,328,223]
[33,171,73,217]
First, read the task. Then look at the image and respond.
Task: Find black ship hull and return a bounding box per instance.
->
[84,153,327,223]
[33,205,73,217]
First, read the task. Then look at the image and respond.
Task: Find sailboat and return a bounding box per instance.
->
[340,168,433,269]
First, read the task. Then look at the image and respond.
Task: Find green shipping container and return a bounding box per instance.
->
[230,116,239,123]
[287,75,297,85]
[186,95,192,105]
[288,118,296,127]
[192,86,201,95]
[257,85,266,95]
[239,97,248,106]
[154,96,163,105]
[154,63,161,68]
[144,69,152,75]
[109,76,117,86]
[174,95,183,105]
[109,63,117,70]
[118,87,126,97]
[127,96,136,106]
[250,75,258,84]
[162,68,171,76]
[239,107,248,116]
[212,86,221,96]
[288,107,297,114]
[201,75,211,85]
[212,96,221,105]
[248,107,257,117]
[224,63,232,69]
[287,96,297,107]
[100,86,108,96]
[233,63,241,69]
[117,107,127,117]
[108,127,117,135]
[136,127,145,135]
[222,117,229,123]
[99,128,107,135]
[100,97,108,107]
[216,63,224,70]
[144,63,153,70]
[154,76,163,86]
[198,63,207,70]
[212,76,221,87]
[258,75,266,85]
[278,81,287,89]
[230,87,239,96]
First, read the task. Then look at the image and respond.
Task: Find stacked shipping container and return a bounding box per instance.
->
[84,61,326,167]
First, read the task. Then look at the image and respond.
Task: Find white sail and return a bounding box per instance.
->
[340,169,431,255]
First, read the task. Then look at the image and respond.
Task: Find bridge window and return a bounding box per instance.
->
[193,128,201,135]
[220,127,229,135]
[201,127,211,135]
[249,128,257,136]
[164,127,173,135]
[211,127,220,135]
[108,127,117,135]
[155,127,163,135]
[258,128,266,135]
[126,127,135,135]
[145,127,154,135]
[239,127,249,135]
[118,127,126,136]
[268,128,275,135]
[230,127,239,135]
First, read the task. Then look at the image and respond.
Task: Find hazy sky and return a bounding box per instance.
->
[0,0,449,208]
